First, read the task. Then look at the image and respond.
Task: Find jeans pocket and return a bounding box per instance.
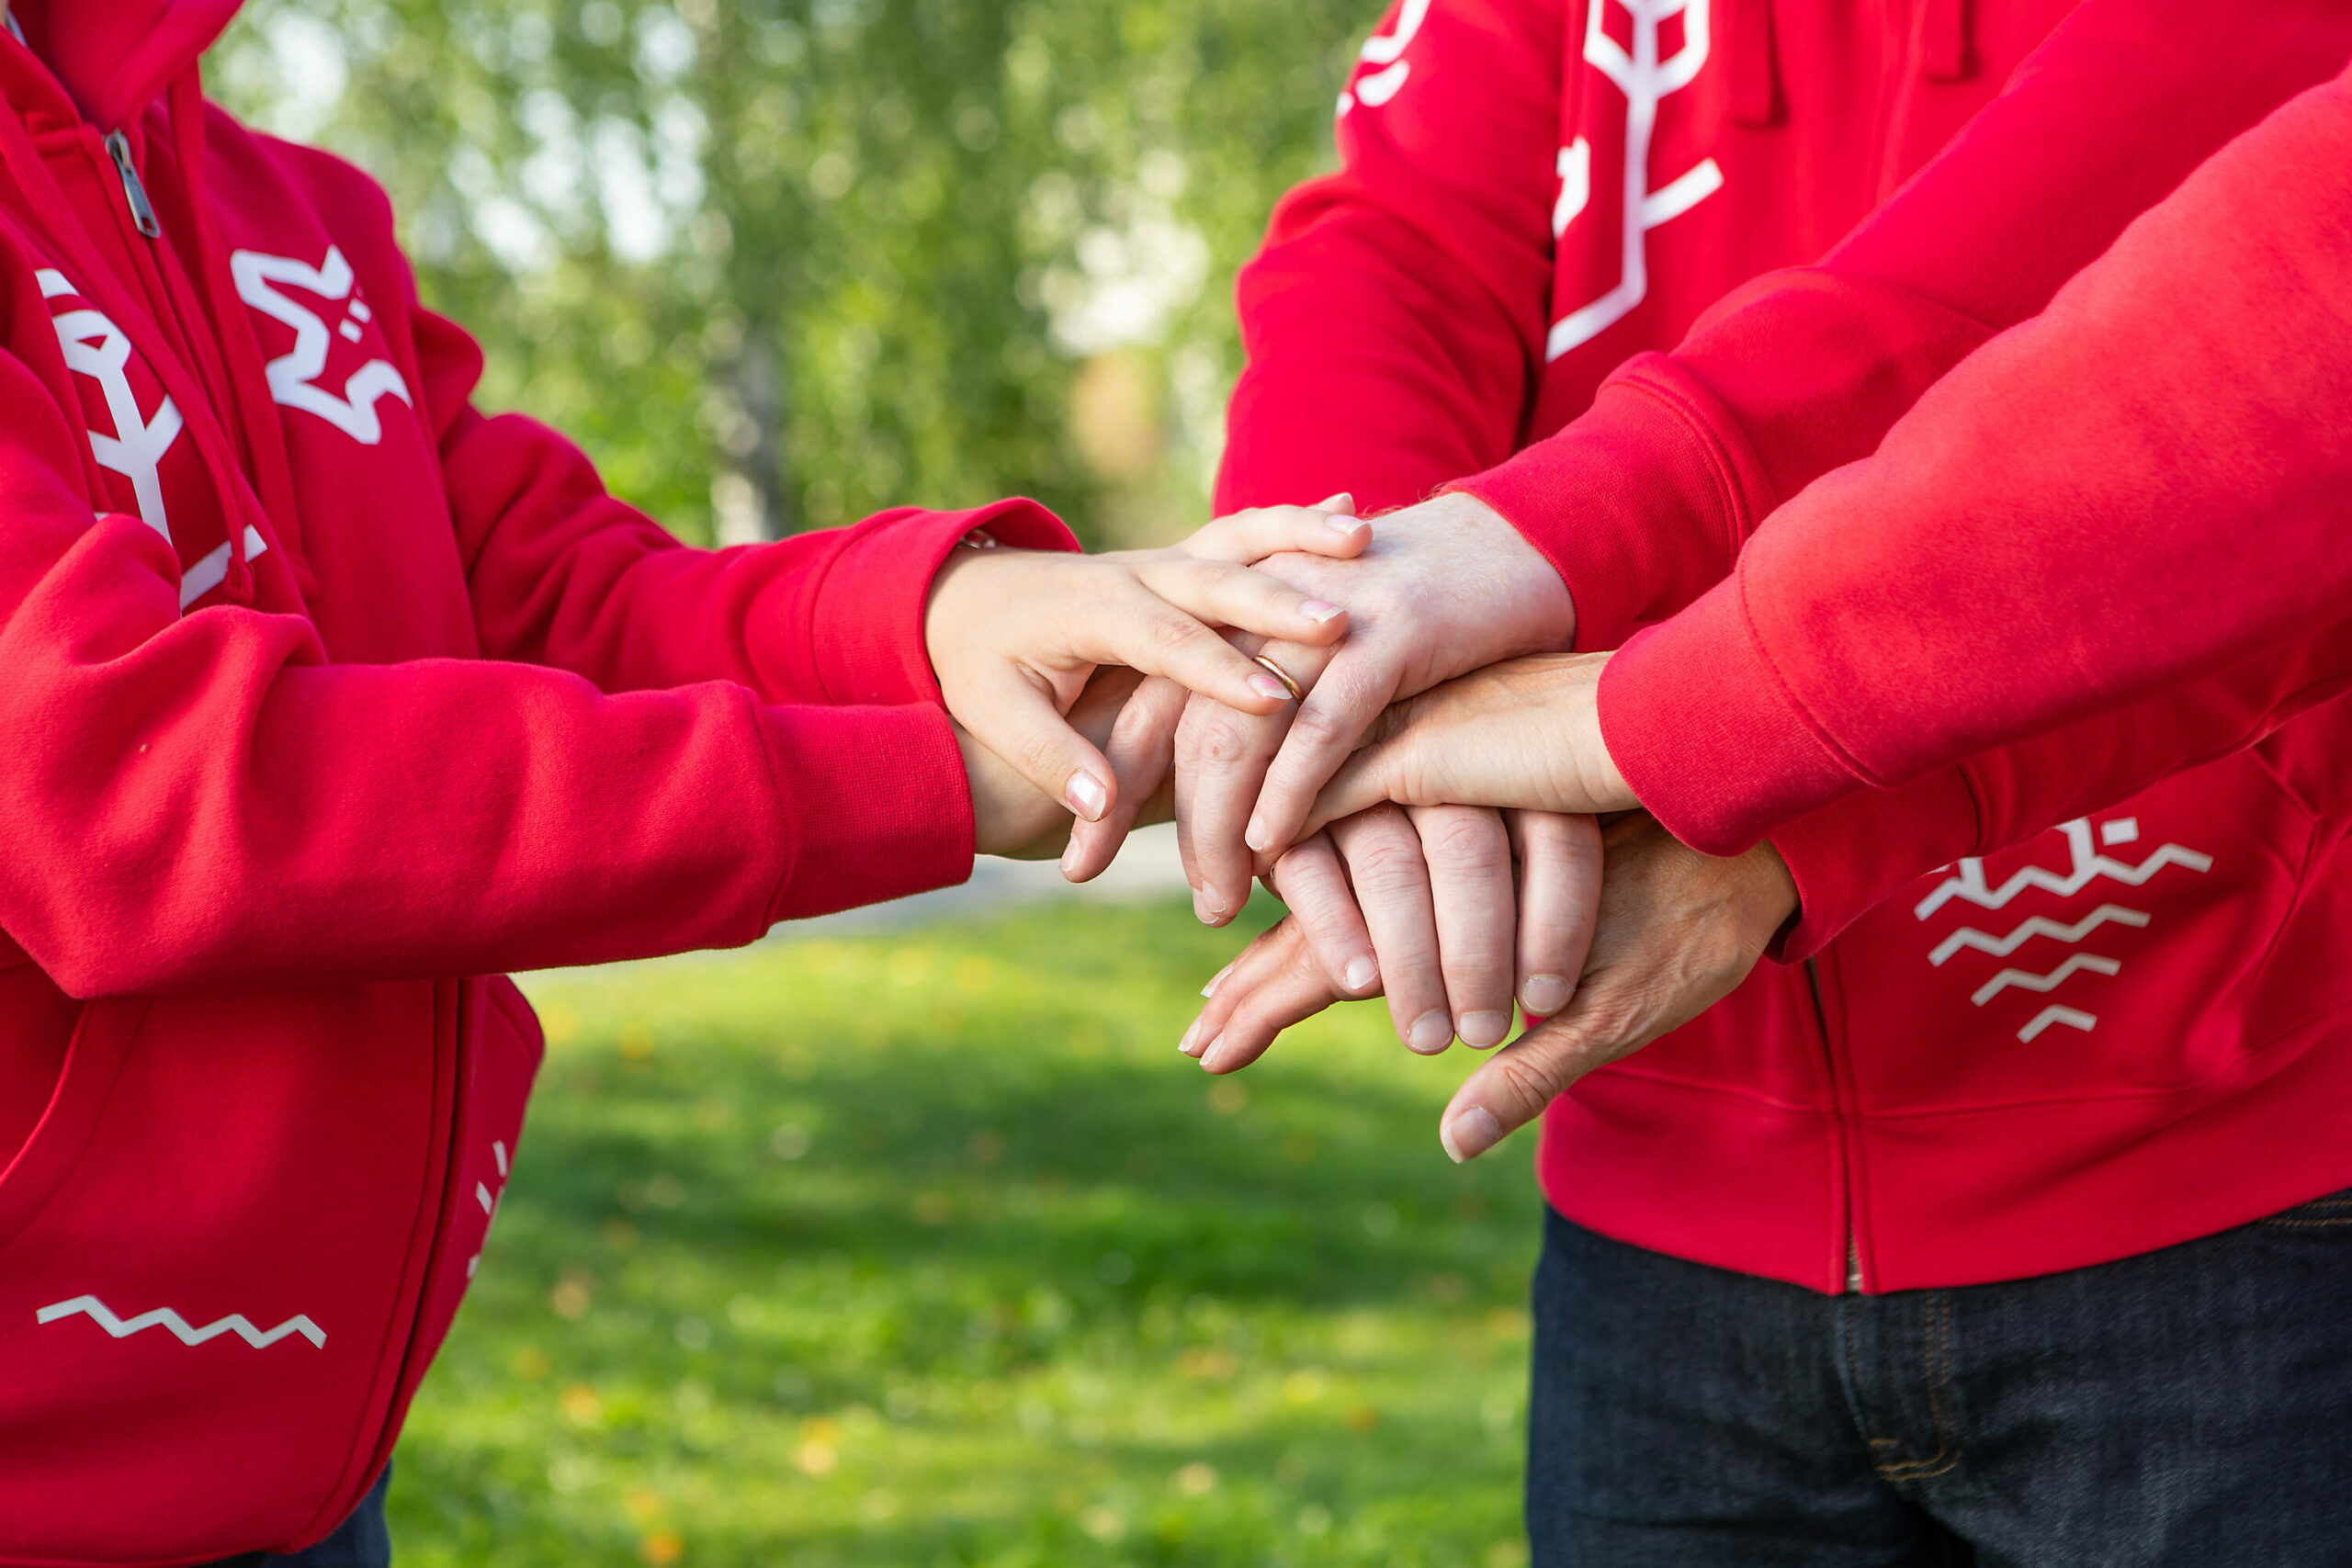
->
[2256,1184,2352,1228]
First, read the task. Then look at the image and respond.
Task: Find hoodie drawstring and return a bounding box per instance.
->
[0,67,274,604]
[1730,0,1782,129]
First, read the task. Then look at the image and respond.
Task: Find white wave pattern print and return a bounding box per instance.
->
[36,1294,325,1349]
[1916,818,2212,1043]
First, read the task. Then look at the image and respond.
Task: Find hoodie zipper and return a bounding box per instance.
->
[104,130,161,239]
[1802,956,1863,1293]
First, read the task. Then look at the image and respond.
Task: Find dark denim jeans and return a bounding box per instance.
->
[206,1467,391,1568]
[1527,1190,2352,1566]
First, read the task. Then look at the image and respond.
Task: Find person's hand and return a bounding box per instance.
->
[1180,807,1602,1067]
[1428,817,1794,1161]
[925,499,1371,829]
[1060,491,1575,920]
[961,669,1174,858]
[1303,651,1638,834]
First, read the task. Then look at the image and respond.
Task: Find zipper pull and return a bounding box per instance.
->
[103,130,162,239]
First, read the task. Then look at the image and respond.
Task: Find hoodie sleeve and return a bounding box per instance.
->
[0,342,975,999]
[1213,0,1565,515]
[1454,0,2352,655]
[1601,60,2352,857]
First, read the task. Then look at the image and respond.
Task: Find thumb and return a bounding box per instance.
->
[1435,992,1649,1162]
[966,663,1119,825]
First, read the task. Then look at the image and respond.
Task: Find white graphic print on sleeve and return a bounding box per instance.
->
[39,269,183,545]
[1548,0,1723,361]
[1338,0,1431,114]
[35,1293,325,1349]
[1917,817,2211,1043]
[230,245,413,445]
[466,1138,511,1281]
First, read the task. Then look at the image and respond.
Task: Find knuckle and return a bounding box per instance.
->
[1418,809,1508,870]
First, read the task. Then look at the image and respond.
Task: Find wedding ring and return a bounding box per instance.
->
[1251,654,1305,703]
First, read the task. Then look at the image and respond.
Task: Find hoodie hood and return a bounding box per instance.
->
[9,0,242,129]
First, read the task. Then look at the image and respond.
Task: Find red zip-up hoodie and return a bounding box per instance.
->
[1219,0,2352,1296]
[0,6,1069,1561]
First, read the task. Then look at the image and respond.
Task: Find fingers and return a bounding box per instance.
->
[958,660,1125,827]
[1302,653,1634,835]
[1509,811,1604,1016]
[1329,805,1454,1055]
[1177,496,1371,566]
[1436,1007,1635,1164]
[1261,833,1382,1000]
[1174,644,1333,925]
[1408,805,1518,1048]
[1182,917,1345,1075]
[1062,675,1187,882]
[1245,638,1400,856]
[1127,555,1351,649]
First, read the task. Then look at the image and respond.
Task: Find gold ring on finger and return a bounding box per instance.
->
[1252,654,1305,703]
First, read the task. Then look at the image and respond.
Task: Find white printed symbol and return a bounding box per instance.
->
[1337,0,1431,114]
[1547,0,1723,361]
[39,269,183,545]
[230,245,413,445]
[1914,818,2211,920]
[37,1293,325,1349]
[1928,905,2151,969]
[466,1138,512,1282]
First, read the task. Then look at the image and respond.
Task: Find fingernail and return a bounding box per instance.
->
[1202,964,1234,999]
[1407,1010,1453,1055]
[1459,1010,1511,1048]
[1314,491,1355,511]
[1440,1106,1504,1164]
[1181,1017,1204,1055]
[1199,1032,1225,1067]
[1248,671,1294,703]
[1326,513,1367,536]
[1065,770,1108,822]
[1343,955,1379,993]
[1522,974,1571,1016]
[1245,815,1273,853]
[1301,600,1343,624]
[1060,841,1081,878]
[1193,887,1227,925]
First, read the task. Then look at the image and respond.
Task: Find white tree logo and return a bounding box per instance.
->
[1548,0,1724,361]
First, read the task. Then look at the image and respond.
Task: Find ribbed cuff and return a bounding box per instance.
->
[756,702,977,924]
[1764,766,1984,962]
[1600,578,1866,857]
[1451,360,1774,652]
[807,499,1080,707]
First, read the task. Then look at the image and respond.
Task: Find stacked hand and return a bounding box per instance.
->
[924,488,1795,1164]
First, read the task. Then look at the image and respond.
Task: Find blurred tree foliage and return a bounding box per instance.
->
[209,0,1382,547]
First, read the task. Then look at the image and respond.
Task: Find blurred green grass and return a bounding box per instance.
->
[388,897,1542,1566]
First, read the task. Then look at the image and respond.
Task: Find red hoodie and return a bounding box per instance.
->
[0,5,1069,1561]
[1219,0,2352,1296]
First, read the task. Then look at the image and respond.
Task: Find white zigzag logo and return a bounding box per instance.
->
[1914,818,2211,920]
[1970,953,2123,1007]
[36,1294,325,1349]
[2018,1005,2099,1043]
[1929,906,2151,967]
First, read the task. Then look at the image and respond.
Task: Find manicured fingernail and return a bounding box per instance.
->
[1193,887,1227,925]
[1326,513,1367,536]
[1343,955,1379,993]
[1245,815,1274,853]
[1248,671,1293,703]
[1459,1010,1511,1048]
[1202,964,1234,999]
[1199,1032,1225,1067]
[1522,974,1571,1015]
[1302,600,1343,624]
[1407,1010,1453,1055]
[1440,1106,1503,1164]
[1181,1017,1204,1055]
[1065,770,1108,822]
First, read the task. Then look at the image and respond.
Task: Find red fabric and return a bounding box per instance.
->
[0,9,1074,1561]
[1220,0,2352,1296]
